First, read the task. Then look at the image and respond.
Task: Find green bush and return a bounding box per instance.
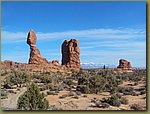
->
[63,79,74,86]
[111,100,121,107]
[120,97,129,105]
[77,70,121,94]
[1,89,8,96]
[101,94,122,107]
[118,87,134,95]
[17,83,49,110]
[5,70,31,87]
[1,69,8,76]
[116,69,146,82]
[32,72,63,85]
[130,104,142,110]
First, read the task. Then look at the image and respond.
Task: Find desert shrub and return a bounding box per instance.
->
[76,91,82,95]
[132,91,140,96]
[118,69,146,82]
[47,83,56,90]
[111,100,121,107]
[118,87,134,95]
[1,89,8,97]
[101,94,122,107]
[39,85,47,91]
[95,100,102,107]
[48,84,64,92]
[76,85,90,94]
[82,95,87,97]
[120,97,129,105]
[134,82,138,86]
[140,90,146,95]
[76,69,146,94]
[73,95,79,99]
[17,88,20,91]
[108,94,119,102]
[100,103,110,108]
[67,92,75,97]
[38,74,52,83]
[1,69,8,76]
[32,72,63,85]
[1,96,8,99]
[75,69,87,79]
[47,91,57,95]
[130,104,142,110]
[63,79,74,86]
[17,83,49,110]
[5,70,31,87]
[94,99,110,108]
[77,70,121,94]
[70,68,77,74]
[101,94,129,107]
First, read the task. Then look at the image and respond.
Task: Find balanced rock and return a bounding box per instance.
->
[117,59,132,70]
[61,39,80,71]
[27,30,48,64]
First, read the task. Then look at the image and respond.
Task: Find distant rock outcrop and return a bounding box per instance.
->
[3,60,25,68]
[61,39,80,71]
[117,59,132,70]
[27,30,48,64]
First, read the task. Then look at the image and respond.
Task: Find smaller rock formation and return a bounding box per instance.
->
[117,59,132,70]
[3,60,25,68]
[51,60,60,67]
[61,39,80,71]
[27,29,48,64]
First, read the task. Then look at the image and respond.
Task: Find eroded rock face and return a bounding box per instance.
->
[3,60,25,68]
[61,39,80,70]
[117,59,132,70]
[51,60,60,66]
[27,30,48,64]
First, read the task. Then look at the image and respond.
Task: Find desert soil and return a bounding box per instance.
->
[45,80,146,110]
[1,79,146,110]
[1,87,27,110]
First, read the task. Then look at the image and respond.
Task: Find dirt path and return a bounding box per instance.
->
[1,87,27,110]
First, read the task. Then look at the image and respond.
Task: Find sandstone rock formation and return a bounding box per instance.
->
[61,39,80,71]
[27,30,48,64]
[51,60,60,67]
[117,59,132,70]
[3,60,25,68]
[2,30,81,74]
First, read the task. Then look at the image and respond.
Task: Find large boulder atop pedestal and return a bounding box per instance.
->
[27,30,48,64]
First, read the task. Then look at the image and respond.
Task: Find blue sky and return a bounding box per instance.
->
[2,1,146,67]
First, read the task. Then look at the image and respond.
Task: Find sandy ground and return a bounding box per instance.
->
[1,87,27,110]
[44,80,146,110]
[1,79,146,110]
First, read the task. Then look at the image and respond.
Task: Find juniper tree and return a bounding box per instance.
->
[17,83,49,110]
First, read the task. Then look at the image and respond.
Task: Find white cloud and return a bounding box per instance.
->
[81,41,145,49]
[2,27,145,43]
[2,31,27,43]
[2,51,29,63]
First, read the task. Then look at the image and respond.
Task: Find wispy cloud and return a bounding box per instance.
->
[2,51,29,63]
[80,41,146,50]
[2,27,145,43]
